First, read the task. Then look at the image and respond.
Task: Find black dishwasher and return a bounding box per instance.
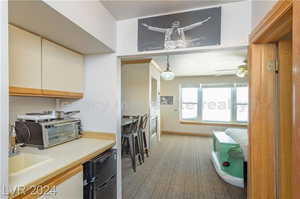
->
[84,149,117,199]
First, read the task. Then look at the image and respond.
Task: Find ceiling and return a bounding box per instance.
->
[9,1,112,54]
[151,48,247,76]
[101,0,242,20]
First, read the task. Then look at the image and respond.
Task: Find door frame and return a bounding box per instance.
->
[249,0,297,198]
[249,43,278,199]
[0,2,9,199]
[278,39,293,199]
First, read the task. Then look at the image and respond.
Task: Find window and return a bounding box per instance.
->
[202,87,232,122]
[181,88,198,119]
[236,86,249,122]
[180,84,248,123]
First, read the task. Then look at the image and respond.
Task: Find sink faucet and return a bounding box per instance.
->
[9,124,23,157]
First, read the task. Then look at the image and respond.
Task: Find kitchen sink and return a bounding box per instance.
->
[9,153,52,176]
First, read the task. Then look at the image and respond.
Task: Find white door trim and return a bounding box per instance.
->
[0,2,9,199]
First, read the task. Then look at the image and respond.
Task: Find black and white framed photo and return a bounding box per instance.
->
[138,7,221,51]
[161,96,174,105]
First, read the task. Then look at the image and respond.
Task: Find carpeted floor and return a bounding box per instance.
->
[122,134,246,199]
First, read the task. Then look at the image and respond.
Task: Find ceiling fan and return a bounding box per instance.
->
[215,60,248,78]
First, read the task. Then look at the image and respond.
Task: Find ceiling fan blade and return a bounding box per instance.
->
[215,68,237,72]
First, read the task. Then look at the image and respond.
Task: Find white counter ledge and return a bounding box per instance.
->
[9,137,115,198]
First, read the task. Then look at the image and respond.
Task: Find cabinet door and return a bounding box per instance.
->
[39,170,83,199]
[42,39,84,93]
[9,25,42,89]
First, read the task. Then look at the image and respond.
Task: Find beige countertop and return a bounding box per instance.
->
[9,137,115,197]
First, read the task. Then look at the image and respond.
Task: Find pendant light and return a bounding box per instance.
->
[161,56,175,80]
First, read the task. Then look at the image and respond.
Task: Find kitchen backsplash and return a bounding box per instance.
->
[9,96,56,124]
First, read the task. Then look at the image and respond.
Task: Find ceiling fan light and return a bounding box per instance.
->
[236,70,246,78]
[236,64,248,78]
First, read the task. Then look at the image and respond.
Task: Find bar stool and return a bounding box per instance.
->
[122,116,142,172]
[140,113,149,158]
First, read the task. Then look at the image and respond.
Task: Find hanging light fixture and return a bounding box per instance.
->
[161,56,175,80]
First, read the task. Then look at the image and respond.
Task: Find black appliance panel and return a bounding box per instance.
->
[84,149,117,199]
[94,176,116,199]
[93,150,117,186]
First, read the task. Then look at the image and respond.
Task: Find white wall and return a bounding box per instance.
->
[62,54,118,133]
[117,1,251,56]
[43,0,116,51]
[60,54,122,199]
[121,63,149,115]
[251,0,278,30]
[160,75,247,135]
[9,96,56,124]
[0,2,9,199]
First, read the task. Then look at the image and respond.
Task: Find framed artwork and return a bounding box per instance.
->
[138,7,221,51]
[161,96,174,105]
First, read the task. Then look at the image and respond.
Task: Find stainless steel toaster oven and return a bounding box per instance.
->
[15,119,81,149]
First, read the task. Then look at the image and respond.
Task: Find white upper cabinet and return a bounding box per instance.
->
[9,25,42,89]
[42,39,84,93]
[9,25,84,98]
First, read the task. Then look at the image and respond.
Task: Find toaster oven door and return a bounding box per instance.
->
[43,122,79,148]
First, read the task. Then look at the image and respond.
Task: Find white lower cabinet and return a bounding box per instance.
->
[39,171,83,199]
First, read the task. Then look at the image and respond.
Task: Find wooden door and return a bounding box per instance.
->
[42,39,84,94]
[249,44,277,199]
[278,39,292,199]
[9,25,42,90]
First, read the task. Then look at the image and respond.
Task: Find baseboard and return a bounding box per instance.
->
[161,131,212,137]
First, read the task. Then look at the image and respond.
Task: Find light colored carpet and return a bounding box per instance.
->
[122,134,246,199]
